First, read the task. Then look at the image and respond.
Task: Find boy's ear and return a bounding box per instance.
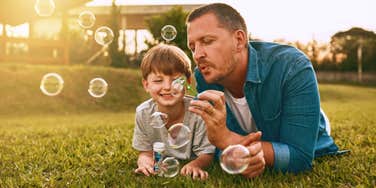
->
[187,77,192,84]
[142,79,149,92]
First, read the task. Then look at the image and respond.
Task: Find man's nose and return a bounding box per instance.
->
[193,45,205,60]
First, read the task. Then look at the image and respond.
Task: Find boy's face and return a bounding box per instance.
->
[143,71,185,107]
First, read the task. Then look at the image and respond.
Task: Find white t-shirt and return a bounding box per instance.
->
[224,89,257,133]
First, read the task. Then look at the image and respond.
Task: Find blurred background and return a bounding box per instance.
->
[0,0,375,81]
[0,1,375,186]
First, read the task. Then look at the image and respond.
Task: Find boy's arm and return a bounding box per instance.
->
[135,151,155,176]
[186,153,213,169]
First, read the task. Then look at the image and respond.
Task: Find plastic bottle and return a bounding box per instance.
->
[153,142,165,176]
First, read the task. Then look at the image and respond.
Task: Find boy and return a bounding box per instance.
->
[132,44,215,180]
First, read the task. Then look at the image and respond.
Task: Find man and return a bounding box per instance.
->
[187,3,339,178]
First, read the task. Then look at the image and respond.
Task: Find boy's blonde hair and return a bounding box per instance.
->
[141,44,192,80]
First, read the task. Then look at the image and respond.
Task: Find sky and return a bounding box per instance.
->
[87,0,376,43]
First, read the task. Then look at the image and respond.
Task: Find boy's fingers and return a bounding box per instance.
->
[192,170,199,180]
[199,170,208,180]
[180,167,187,175]
[135,167,150,176]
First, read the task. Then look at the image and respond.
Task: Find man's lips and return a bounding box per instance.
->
[199,65,209,72]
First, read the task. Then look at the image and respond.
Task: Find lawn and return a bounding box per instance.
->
[0,64,375,187]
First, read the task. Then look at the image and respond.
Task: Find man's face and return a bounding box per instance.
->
[187,13,238,84]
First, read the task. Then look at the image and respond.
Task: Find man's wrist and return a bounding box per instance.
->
[213,127,235,150]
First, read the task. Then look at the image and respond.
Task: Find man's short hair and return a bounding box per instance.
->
[186,3,248,36]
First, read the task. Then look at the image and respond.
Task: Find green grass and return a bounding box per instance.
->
[0,63,149,116]
[0,64,375,187]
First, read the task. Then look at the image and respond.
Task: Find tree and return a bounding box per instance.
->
[144,6,191,61]
[330,27,376,76]
[108,1,129,68]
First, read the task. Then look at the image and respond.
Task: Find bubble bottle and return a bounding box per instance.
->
[153,142,165,176]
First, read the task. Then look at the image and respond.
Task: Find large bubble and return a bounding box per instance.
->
[88,78,108,98]
[160,157,180,178]
[161,25,177,42]
[94,26,114,46]
[220,144,250,174]
[34,0,55,17]
[40,73,64,96]
[167,123,191,149]
[78,11,96,29]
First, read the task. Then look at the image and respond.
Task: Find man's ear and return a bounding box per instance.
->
[142,79,149,92]
[234,30,247,51]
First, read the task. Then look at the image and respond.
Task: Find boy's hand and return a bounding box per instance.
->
[180,163,209,180]
[135,151,155,176]
[134,164,155,176]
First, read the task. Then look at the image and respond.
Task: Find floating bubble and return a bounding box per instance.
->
[88,78,108,98]
[220,144,250,174]
[150,112,169,128]
[161,25,177,42]
[160,157,180,178]
[171,77,185,93]
[40,73,64,96]
[167,123,191,149]
[171,76,193,96]
[78,11,96,29]
[94,26,114,46]
[34,0,55,17]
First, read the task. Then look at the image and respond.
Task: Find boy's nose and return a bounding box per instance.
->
[162,80,172,89]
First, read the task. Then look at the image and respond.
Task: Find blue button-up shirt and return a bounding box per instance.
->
[194,41,338,173]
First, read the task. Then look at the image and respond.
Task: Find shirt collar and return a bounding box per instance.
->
[245,43,261,83]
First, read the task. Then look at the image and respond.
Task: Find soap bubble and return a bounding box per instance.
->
[78,11,96,29]
[171,77,185,93]
[167,123,191,149]
[34,0,55,17]
[161,25,177,42]
[220,144,250,174]
[160,157,180,178]
[88,78,108,98]
[150,112,169,128]
[40,73,64,96]
[94,26,114,46]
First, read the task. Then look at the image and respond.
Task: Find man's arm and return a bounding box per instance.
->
[271,57,320,173]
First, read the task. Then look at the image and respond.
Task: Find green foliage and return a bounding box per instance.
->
[145,6,193,64]
[0,64,375,186]
[330,27,376,71]
[108,1,130,68]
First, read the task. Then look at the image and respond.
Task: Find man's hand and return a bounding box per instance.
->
[240,132,266,178]
[189,90,228,147]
